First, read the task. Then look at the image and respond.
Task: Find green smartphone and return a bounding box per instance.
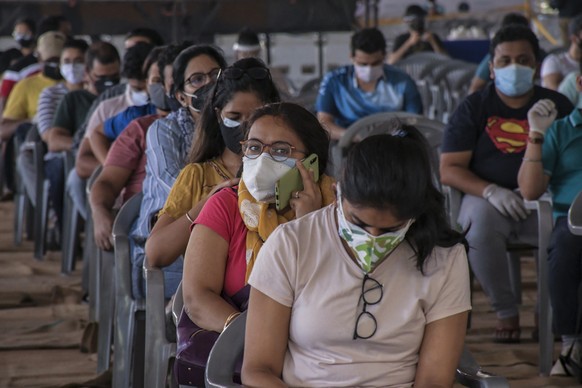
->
[275,153,319,211]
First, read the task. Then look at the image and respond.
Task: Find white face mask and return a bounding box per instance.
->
[354,64,384,83]
[130,89,149,106]
[60,63,85,85]
[242,153,297,203]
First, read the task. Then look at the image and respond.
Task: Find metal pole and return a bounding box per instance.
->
[317,32,324,79]
[265,33,272,65]
[364,0,370,28]
[373,0,379,28]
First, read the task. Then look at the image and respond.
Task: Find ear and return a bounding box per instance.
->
[175,90,188,107]
[488,61,494,80]
[576,75,582,93]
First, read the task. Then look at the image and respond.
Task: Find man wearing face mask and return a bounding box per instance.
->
[0,18,39,114]
[316,28,422,141]
[0,31,66,142]
[75,42,154,180]
[541,15,582,91]
[53,41,120,234]
[440,25,573,344]
[15,38,89,235]
[387,5,447,65]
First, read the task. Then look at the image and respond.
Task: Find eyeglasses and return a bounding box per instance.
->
[240,139,307,162]
[184,68,221,89]
[353,274,383,340]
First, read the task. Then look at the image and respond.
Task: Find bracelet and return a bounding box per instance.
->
[522,157,542,163]
[185,211,194,224]
[528,136,544,144]
[223,311,241,331]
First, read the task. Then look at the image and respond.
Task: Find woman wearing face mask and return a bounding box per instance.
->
[145,57,280,268]
[242,127,471,388]
[125,45,227,301]
[176,102,334,386]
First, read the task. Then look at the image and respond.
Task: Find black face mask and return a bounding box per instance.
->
[16,38,35,49]
[43,62,63,80]
[408,18,425,33]
[219,119,244,154]
[148,83,171,111]
[183,81,215,112]
[94,76,120,94]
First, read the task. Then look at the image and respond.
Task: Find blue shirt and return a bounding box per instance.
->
[315,65,423,128]
[103,103,157,140]
[129,107,195,299]
[542,108,582,218]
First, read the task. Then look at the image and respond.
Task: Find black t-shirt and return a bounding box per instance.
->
[53,89,97,136]
[392,32,443,59]
[442,83,574,189]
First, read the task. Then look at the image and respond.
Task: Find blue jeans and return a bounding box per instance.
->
[548,216,582,335]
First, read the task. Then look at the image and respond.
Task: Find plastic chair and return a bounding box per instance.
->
[143,260,178,388]
[61,150,84,275]
[85,166,102,323]
[444,186,554,375]
[204,311,510,388]
[568,190,582,236]
[112,192,146,388]
[12,129,34,246]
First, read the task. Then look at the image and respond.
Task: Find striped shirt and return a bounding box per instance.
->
[36,83,69,136]
[130,107,195,299]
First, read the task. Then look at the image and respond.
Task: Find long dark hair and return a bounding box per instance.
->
[188,57,280,164]
[243,102,330,176]
[340,126,466,272]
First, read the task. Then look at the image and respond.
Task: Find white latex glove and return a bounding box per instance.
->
[483,184,529,221]
[527,99,557,137]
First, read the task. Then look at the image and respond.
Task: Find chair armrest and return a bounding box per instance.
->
[205,311,246,388]
[456,346,510,388]
[568,191,582,236]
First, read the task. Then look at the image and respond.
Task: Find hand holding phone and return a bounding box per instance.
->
[275,154,319,211]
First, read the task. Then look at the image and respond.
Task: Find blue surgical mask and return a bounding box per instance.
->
[493,64,535,97]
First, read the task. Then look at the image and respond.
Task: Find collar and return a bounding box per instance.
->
[568,108,582,128]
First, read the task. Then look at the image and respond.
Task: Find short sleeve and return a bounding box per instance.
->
[53,95,74,133]
[540,54,560,78]
[104,119,143,171]
[424,244,471,324]
[84,102,106,138]
[2,81,28,120]
[160,164,204,219]
[194,188,238,244]
[315,71,340,117]
[441,95,480,153]
[558,72,579,106]
[248,224,296,307]
[103,111,125,140]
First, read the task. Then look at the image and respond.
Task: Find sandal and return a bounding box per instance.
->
[494,327,521,343]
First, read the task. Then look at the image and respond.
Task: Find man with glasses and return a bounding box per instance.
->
[316,28,422,141]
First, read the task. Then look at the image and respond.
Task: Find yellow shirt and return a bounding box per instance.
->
[2,73,58,120]
[159,158,233,219]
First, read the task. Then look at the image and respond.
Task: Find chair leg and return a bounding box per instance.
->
[13,190,25,246]
[61,192,80,275]
[84,214,99,322]
[34,179,49,260]
[97,249,115,374]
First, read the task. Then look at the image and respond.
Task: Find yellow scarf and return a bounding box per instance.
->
[238,174,335,281]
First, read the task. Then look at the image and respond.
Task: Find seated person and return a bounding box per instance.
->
[468,13,531,94]
[178,102,335,386]
[242,128,470,387]
[387,5,447,64]
[129,44,227,300]
[87,42,155,164]
[89,46,170,251]
[145,57,281,268]
[519,98,582,375]
[316,27,422,141]
[440,24,573,343]
[540,15,582,90]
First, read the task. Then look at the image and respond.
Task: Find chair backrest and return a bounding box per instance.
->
[333,112,445,188]
[112,192,144,302]
[204,310,509,388]
[172,281,184,326]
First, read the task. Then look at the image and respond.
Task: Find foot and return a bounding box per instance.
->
[494,316,521,344]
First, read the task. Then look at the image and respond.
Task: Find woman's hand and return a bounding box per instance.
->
[289,160,322,218]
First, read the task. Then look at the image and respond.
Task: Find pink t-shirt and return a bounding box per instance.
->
[194,188,248,297]
[105,114,158,202]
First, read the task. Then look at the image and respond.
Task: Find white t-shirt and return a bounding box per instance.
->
[540,51,578,86]
[249,205,471,388]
